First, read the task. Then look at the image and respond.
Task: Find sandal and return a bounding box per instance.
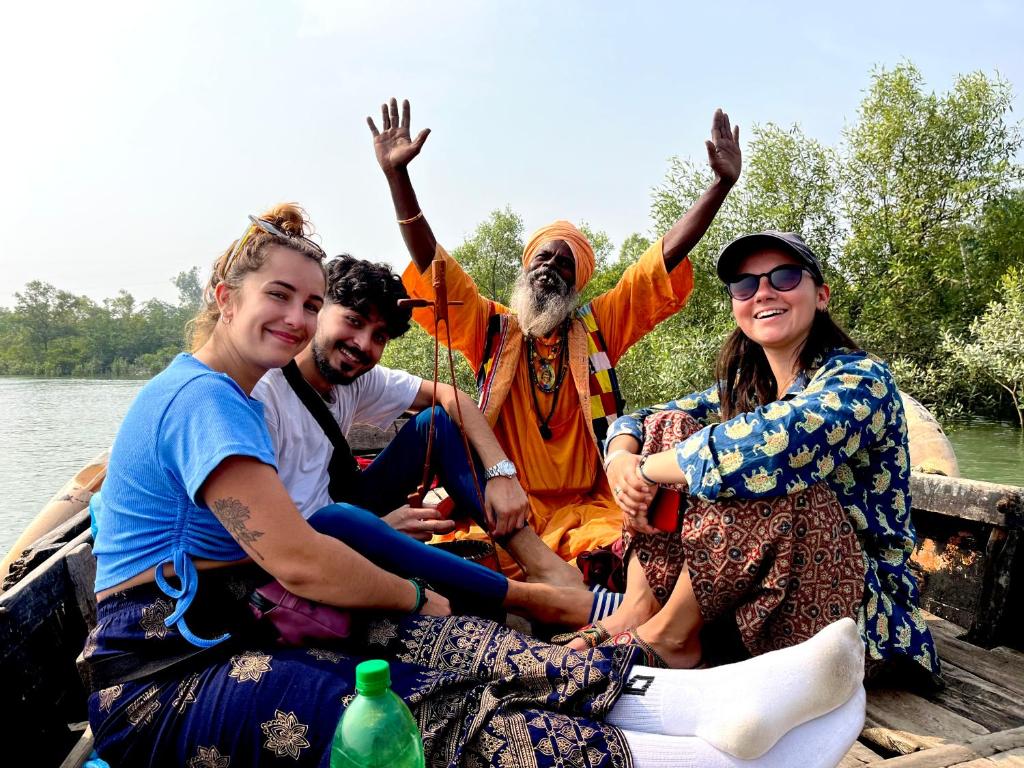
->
[605,628,669,668]
[551,620,611,648]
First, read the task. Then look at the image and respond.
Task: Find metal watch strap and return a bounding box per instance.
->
[483,459,517,480]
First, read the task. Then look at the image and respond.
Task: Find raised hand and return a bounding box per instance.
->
[705,108,742,186]
[367,97,431,176]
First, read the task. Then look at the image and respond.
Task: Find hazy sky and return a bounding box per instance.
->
[1,0,1021,308]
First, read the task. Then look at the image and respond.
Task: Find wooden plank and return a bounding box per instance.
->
[910,475,1023,528]
[924,613,1024,698]
[991,647,1024,665]
[65,542,97,631]
[866,726,1024,767]
[930,631,1024,699]
[58,727,94,768]
[968,526,1021,647]
[348,419,404,454]
[863,688,988,754]
[933,660,1024,732]
[950,749,1024,767]
[987,748,1024,765]
[840,740,885,766]
[923,610,968,638]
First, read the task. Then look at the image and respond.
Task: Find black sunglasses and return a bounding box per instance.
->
[725,265,812,301]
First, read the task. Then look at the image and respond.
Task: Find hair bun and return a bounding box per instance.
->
[259,202,311,238]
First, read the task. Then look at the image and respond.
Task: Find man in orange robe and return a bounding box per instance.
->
[367,99,742,586]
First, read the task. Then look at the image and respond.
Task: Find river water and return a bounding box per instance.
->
[1,377,1021,556]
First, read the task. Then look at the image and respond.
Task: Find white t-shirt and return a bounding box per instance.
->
[252,365,421,518]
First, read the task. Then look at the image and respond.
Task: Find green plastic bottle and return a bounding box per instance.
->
[330,659,425,768]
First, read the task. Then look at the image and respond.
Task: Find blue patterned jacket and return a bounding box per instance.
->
[606,349,939,674]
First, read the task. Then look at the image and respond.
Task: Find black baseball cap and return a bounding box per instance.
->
[716,231,825,284]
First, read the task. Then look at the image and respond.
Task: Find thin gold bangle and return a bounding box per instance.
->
[397,211,424,225]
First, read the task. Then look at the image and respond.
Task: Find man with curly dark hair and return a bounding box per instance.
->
[252,255,556,555]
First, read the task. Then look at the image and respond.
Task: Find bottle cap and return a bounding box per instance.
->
[355,659,390,695]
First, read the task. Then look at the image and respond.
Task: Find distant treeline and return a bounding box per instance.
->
[2,64,1022,425]
[0,269,202,379]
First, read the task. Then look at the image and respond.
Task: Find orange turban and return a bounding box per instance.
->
[522,220,595,292]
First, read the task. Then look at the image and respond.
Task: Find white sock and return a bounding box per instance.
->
[606,617,864,759]
[620,685,866,768]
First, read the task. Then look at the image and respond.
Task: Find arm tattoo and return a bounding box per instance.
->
[211,497,266,560]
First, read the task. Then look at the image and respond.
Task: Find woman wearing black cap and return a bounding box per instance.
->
[585,231,938,687]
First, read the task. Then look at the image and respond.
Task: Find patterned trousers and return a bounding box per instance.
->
[623,411,866,657]
[86,584,640,768]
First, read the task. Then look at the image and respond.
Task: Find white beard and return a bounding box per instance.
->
[509,270,579,337]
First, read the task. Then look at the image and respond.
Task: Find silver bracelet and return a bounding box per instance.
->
[602,448,631,472]
[636,456,657,486]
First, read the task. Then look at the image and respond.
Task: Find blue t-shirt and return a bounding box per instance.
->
[92,354,276,646]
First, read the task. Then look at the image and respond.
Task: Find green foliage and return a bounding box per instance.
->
[944,267,1024,426]
[450,207,524,305]
[379,324,476,394]
[0,269,204,378]
[841,63,1022,357]
[2,63,1021,432]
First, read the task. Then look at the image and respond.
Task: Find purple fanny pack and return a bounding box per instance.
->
[248,580,352,646]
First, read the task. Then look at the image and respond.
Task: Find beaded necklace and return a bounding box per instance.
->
[526,320,570,440]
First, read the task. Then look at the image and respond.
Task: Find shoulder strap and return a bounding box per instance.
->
[280,361,358,502]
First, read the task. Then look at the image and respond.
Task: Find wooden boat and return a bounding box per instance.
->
[1,424,1021,767]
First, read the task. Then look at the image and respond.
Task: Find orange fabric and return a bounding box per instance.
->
[401,239,693,578]
[523,221,596,292]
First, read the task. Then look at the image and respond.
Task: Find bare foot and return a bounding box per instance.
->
[499,527,585,589]
[505,582,593,626]
[632,623,703,668]
[566,592,661,651]
[523,561,586,589]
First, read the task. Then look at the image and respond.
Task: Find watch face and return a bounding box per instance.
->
[487,460,516,478]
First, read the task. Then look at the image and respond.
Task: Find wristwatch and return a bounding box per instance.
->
[483,459,518,481]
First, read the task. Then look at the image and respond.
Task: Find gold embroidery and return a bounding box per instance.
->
[260,709,311,760]
[98,684,123,713]
[187,745,231,768]
[172,672,201,712]
[307,648,343,663]
[366,619,399,646]
[126,684,161,728]
[139,597,174,639]
[228,651,273,683]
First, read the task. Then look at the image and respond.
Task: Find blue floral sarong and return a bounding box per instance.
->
[85,584,637,768]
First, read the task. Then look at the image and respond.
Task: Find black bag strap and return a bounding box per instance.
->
[280,360,359,501]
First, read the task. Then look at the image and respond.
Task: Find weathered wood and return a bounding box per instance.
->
[58,727,94,768]
[348,419,405,454]
[929,628,1024,699]
[967,526,1021,647]
[950,748,1024,766]
[985,747,1024,765]
[933,660,1024,732]
[2,510,91,591]
[910,475,1023,529]
[840,740,885,766]
[0,529,90,653]
[65,542,97,631]
[863,688,989,754]
[912,515,992,630]
[866,727,1024,767]
[0,529,94,767]
[990,647,1024,665]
